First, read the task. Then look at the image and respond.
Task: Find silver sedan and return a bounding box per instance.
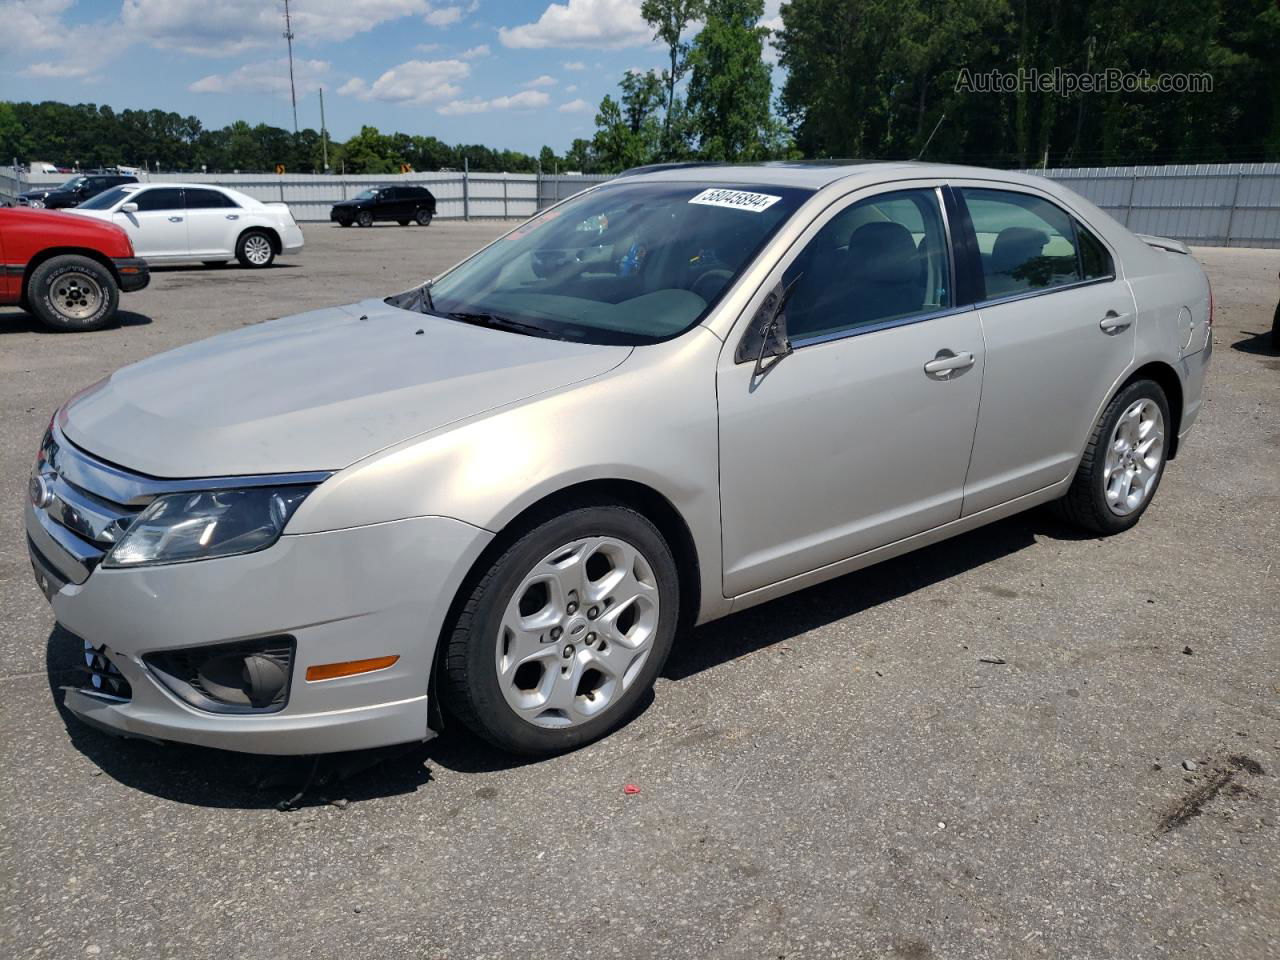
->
[26,162,1212,756]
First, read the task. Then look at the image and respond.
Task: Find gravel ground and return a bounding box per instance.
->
[1,224,1277,960]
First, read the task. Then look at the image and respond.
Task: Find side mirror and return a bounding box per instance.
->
[120,202,138,213]
[734,278,797,371]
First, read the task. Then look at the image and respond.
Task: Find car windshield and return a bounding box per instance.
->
[353,188,379,200]
[77,186,135,210]
[396,180,810,345]
[56,176,87,191]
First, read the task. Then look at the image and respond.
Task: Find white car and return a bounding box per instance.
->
[66,183,304,268]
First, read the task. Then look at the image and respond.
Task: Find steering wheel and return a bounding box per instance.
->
[691,269,734,303]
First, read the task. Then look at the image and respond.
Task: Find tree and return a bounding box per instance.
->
[686,0,774,161]
[641,0,704,149]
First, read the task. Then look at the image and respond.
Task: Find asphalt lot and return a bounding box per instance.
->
[2,222,1277,960]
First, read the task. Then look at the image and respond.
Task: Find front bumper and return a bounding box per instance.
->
[112,257,150,292]
[27,509,491,754]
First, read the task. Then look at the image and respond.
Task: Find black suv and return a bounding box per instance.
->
[330,185,436,227]
[19,174,139,210]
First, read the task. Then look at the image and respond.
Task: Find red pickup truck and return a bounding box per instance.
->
[1,207,149,331]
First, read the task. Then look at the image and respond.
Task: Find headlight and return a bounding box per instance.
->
[103,485,314,568]
[30,199,45,208]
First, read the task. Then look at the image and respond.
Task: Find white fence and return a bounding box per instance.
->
[3,163,1277,247]
[0,169,612,222]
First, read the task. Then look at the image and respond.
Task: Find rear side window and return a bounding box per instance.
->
[132,188,184,212]
[185,188,238,209]
[959,188,1082,298]
[1076,222,1114,280]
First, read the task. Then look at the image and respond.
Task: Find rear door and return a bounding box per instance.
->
[183,188,241,258]
[113,187,188,259]
[950,183,1136,514]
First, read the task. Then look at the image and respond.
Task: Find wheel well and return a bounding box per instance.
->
[240,226,281,254]
[1122,362,1184,459]
[22,247,118,297]
[426,479,702,733]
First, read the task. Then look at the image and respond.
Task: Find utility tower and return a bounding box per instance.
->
[283,0,298,133]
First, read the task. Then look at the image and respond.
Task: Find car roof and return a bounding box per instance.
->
[611,160,1055,192]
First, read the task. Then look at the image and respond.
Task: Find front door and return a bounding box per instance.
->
[717,186,985,597]
[950,184,1138,514]
[113,186,188,260]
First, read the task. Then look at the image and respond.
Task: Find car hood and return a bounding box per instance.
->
[61,298,633,478]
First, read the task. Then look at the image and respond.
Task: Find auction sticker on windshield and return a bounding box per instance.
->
[688,188,782,212]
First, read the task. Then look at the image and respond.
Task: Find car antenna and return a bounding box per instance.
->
[914,113,946,161]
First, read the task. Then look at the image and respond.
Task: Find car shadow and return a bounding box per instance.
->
[1230,329,1279,357]
[0,308,152,334]
[148,263,299,273]
[48,505,1083,808]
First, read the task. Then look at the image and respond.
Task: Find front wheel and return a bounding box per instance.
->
[356,210,373,228]
[415,209,433,226]
[27,255,119,332]
[1058,379,1171,534]
[236,230,275,268]
[441,505,679,756]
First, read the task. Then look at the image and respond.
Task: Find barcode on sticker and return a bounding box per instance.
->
[688,188,782,212]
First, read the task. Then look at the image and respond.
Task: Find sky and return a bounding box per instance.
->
[0,0,783,155]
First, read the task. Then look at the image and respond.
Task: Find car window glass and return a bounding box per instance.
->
[185,188,238,209]
[960,188,1082,297]
[782,187,951,341]
[1076,221,1114,280]
[131,188,184,212]
[77,186,134,210]
[421,181,809,345]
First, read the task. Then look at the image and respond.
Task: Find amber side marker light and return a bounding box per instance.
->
[305,655,399,682]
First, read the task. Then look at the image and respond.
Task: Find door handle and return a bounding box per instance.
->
[923,350,975,379]
[225,214,239,220]
[1099,310,1132,333]
[168,216,183,222]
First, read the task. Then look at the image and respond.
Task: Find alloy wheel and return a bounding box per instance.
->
[243,234,272,266]
[495,536,660,729]
[50,271,103,320]
[1103,397,1165,516]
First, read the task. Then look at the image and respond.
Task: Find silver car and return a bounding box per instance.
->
[25,163,1212,757]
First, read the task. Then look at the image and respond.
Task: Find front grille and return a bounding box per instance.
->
[80,640,133,702]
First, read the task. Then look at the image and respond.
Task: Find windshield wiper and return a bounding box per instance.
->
[447,311,553,338]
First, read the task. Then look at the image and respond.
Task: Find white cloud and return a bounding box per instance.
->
[424,4,463,25]
[565,84,578,92]
[416,42,443,52]
[117,0,438,56]
[189,58,330,97]
[23,61,94,78]
[499,0,652,49]
[459,44,490,58]
[340,59,471,104]
[562,60,586,71]
[558,98,590,113]
[523,75,558,88]
[437,89,550,115]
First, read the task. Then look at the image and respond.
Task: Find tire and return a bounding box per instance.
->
[397,220,411,226]
[1058,379,1171,535]
[415,209,433,226]
[337,220,352,228]
[441,504,679,756]
[26,255,119,332]
[236,230,275,268]
[356,210,373,228]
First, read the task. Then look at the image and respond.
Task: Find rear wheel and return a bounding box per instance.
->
[356,210,373,228]
[415,209,433,226]
[397,219,410,226]
[441,505,679,756]
[236,230,275,268]
[26,255,118,332]
[1058,379,1170,534]
[337,219,352,228]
